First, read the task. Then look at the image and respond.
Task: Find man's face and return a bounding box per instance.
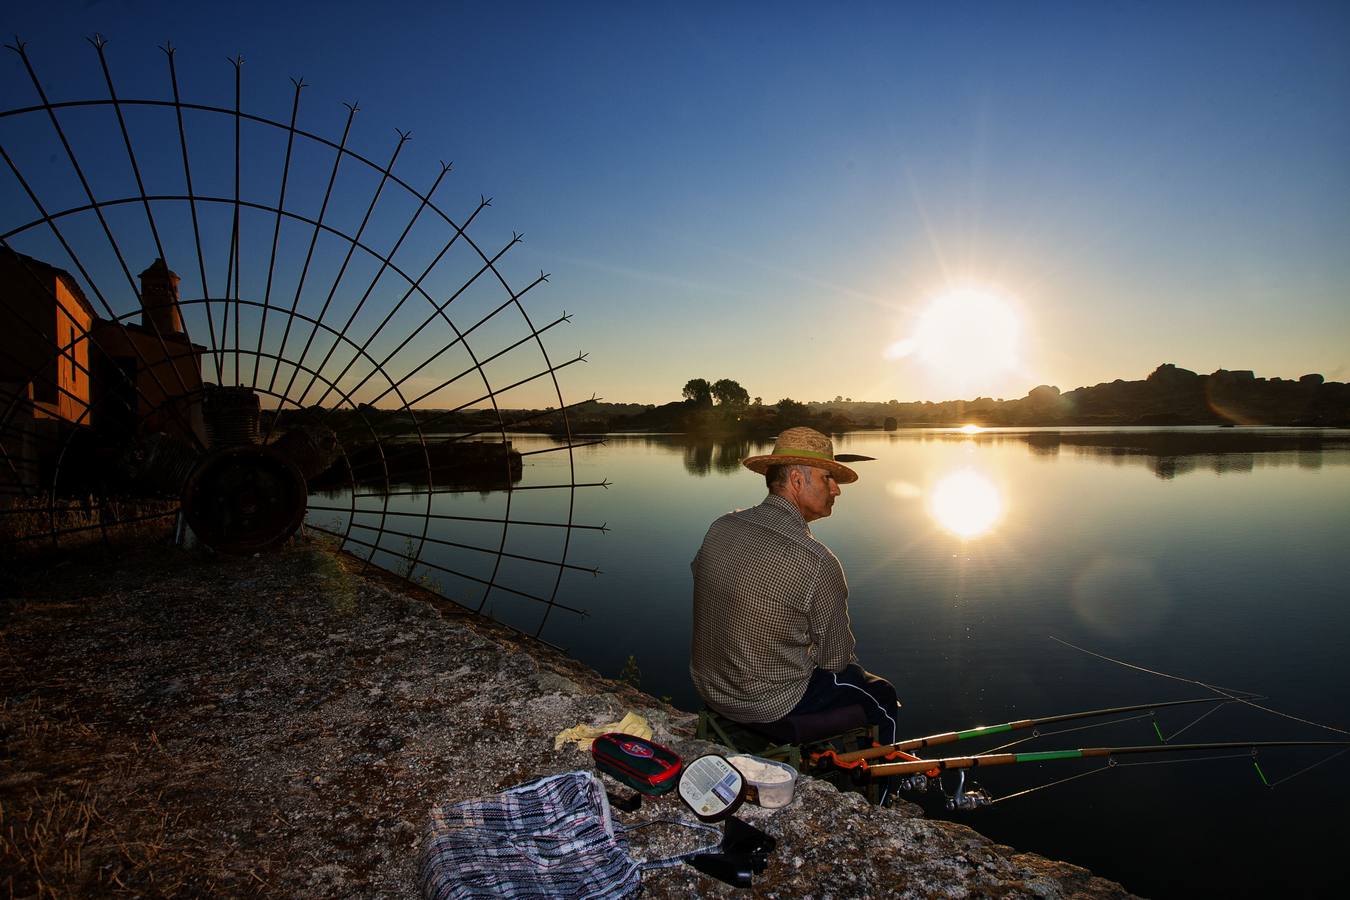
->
[795,466,841,522]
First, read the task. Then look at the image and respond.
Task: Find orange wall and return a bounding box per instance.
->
[0,270,93,424]
[54,279,92,423]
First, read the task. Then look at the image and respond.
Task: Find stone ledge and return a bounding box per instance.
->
[0,540,1133,898]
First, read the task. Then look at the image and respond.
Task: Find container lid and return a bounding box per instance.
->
[677,754,746,822]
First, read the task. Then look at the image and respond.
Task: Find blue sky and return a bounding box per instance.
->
[4,1,1348,406]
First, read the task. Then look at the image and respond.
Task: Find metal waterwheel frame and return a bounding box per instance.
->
[0,36,606,639]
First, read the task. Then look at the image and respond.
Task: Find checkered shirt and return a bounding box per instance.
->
[689,493,857,723]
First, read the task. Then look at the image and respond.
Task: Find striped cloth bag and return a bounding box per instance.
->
[419,770,719,899]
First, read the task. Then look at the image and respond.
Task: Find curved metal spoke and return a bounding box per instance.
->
[1,38,598,640]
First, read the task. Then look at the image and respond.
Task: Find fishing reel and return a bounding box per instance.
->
[946,787,993,811]
[943,770,993,811]
[896,773,935,794]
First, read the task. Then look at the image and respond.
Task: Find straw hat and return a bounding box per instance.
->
[742,426,858,484]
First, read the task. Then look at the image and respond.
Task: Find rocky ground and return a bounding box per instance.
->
[1,536,1134,898]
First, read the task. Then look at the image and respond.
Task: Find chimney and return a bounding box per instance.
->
[138,258,184,335]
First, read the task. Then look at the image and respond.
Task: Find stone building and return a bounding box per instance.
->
[0,249,205,491]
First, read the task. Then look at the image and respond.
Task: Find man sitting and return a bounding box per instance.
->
[689,427,901,776]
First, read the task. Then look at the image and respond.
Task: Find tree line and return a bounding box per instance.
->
[681,378,752,408]
[663,378,847,435]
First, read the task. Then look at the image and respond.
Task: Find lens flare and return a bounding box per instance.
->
[929,469,1003,538]
[1071,557,1171,638]
[886,480,923,499]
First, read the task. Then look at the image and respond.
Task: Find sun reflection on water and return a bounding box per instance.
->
[928,469,1004,538]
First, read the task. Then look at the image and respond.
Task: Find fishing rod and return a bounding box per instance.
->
[869,739,1350,814]
[868,740,1350,777]
[825,694,1262,766]
[1050,635,1350,737]
[836,640,1350,811]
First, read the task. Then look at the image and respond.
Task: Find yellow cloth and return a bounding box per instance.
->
[553,711,653,751]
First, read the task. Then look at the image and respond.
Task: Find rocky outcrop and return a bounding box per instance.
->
[1,540,1133,897]
[1049,364,1349,426]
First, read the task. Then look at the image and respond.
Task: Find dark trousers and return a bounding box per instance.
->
[789,663,899,745]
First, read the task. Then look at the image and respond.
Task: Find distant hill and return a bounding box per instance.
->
[825,364,1349,429]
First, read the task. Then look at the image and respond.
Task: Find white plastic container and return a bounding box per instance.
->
[727,753,799,809]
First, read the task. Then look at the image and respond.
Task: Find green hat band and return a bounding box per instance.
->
[772,448,834,462]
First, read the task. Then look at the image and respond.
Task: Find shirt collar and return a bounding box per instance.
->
[761,492,810,533]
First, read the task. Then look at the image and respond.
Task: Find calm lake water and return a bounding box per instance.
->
[324,427,1350,898]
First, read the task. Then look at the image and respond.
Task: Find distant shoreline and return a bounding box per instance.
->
[594,422,1350,435]
[283,364,1350,436]
[562,428,1350,457]
[550,364,1350,435]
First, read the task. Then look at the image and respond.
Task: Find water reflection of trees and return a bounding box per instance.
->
[1005,431,1340,480]
[682,438,754,476]
[611,429,1348,481]
[598,434,775,477]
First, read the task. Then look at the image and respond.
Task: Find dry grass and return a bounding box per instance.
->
[0,699,208,897]
[0,540,521,897]
[0,495,178,562]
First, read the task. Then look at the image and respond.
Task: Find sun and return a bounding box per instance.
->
[886,285,1021,391]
